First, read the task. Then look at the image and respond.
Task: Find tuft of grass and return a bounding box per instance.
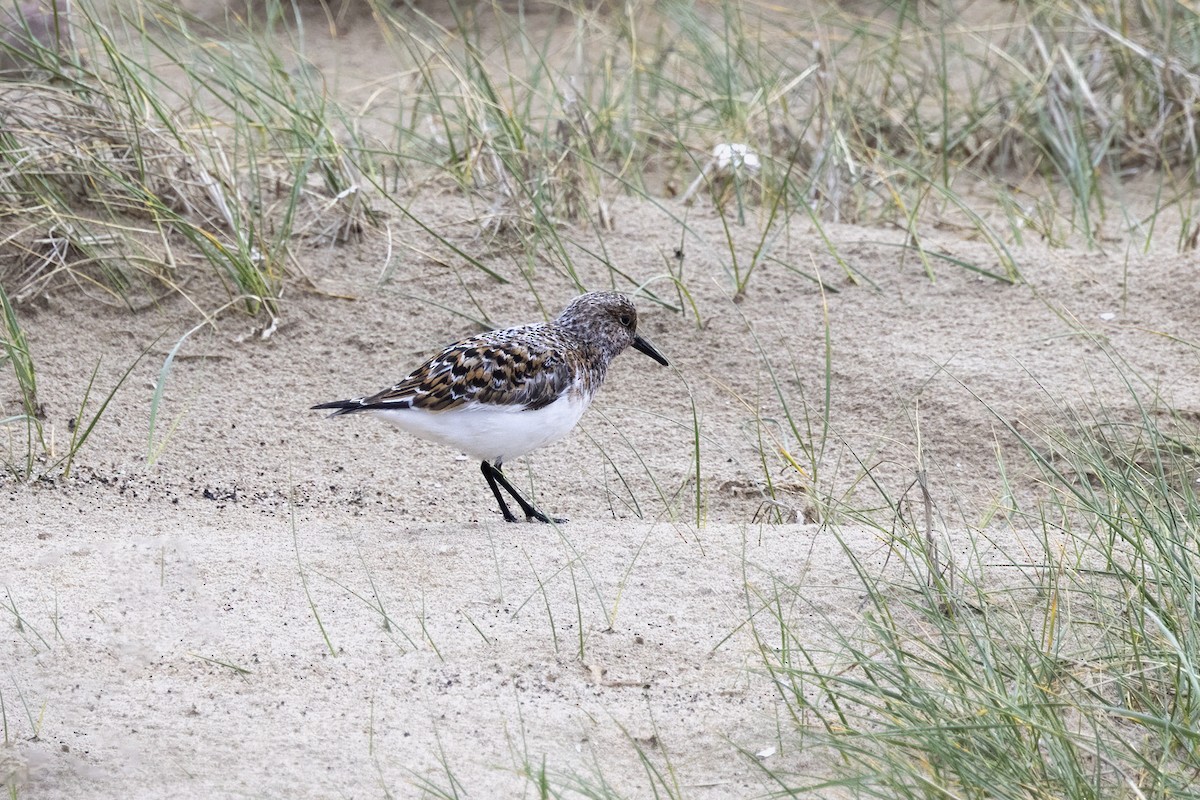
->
[4,0,1196,323]
[188,653,252,676]
[0,284,42,477]
[3,0,1191,325]
[56,344,151,479]
[1,281,147,480]
[290,491,337,657]
[314,542,427,655]
[412,726,472,800]
[1,0,375,312]
[752,348,1200,797]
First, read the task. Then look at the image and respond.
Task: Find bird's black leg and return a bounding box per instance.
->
[481,461,564,524]
[480,461,520,523]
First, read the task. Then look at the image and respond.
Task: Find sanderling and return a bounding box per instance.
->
[313,292,669,523]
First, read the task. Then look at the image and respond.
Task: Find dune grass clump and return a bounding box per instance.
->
[357,0,1200,303]
[1,83,244,304]
[0,281,41,477]
[0,0,375,313]
[2,0,1196,312]
[753,364,1200,798]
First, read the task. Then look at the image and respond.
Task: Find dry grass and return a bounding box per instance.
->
[3,4,1200,795]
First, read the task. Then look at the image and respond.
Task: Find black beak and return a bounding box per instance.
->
[632,334,669,366]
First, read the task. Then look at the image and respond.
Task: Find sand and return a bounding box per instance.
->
[5,4,1200,799]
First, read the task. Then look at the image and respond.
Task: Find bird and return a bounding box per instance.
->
[312,292,669,523]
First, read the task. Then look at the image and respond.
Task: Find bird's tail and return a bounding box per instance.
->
[311,398,368,417]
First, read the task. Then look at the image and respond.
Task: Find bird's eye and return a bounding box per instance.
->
[618,313,633,327]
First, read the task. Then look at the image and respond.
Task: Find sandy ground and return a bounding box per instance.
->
[5,4,1200,799]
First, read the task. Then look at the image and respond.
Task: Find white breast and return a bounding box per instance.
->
[367,391,592,464]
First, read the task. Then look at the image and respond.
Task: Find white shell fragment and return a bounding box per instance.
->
[681,142,762,206]
[712,143,762,176]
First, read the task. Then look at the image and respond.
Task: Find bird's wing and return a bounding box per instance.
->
[356,328,576,413]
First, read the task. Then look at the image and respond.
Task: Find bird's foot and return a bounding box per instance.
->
[508,509,567,524]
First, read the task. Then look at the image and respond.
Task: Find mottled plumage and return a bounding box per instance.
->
[313,292,669,523]
[345,327,580,413]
